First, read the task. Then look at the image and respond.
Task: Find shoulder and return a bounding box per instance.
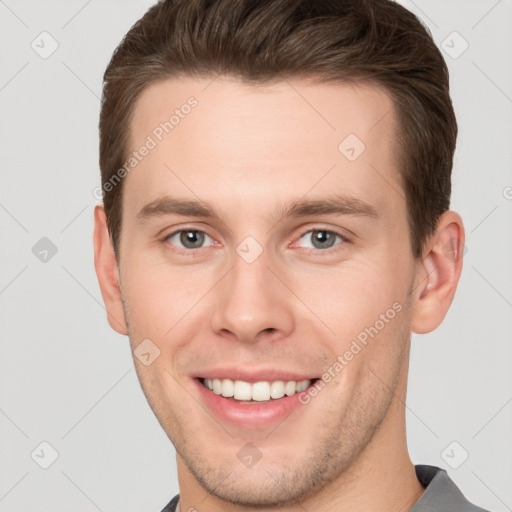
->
[160,494,179,512]
[413,465,493,512]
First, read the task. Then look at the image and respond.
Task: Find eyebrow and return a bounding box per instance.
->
[137,197,219,222]
[136,194,378,224]
[275,195,378,220]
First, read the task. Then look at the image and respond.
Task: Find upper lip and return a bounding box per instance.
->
[192,368,318,383]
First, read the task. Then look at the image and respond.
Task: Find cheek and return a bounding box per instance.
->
[121,252,214,336]
[292,259,405,342]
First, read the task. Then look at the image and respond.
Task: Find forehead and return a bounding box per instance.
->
[123,76,402,220]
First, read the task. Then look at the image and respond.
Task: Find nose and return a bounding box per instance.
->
[210,249,295,344]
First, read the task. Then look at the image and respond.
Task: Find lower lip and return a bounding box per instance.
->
[193,378,309,429]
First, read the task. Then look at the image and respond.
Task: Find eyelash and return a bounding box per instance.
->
[294,228,349,254]
[162,227,217,257]
[162,227,350,255]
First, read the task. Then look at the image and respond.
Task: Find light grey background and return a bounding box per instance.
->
[0,1,511,511]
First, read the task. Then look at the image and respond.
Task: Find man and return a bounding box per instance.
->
[93,1,491,511]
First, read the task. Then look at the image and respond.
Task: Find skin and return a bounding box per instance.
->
[94,76,464,512]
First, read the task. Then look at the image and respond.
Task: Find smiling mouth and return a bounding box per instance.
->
[199,377,319,403]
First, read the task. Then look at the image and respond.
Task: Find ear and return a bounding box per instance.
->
[93,204,128,335]
[411,211,465,334]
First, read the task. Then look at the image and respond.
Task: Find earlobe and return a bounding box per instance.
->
[411,211,465,334]
[93,204,128,336]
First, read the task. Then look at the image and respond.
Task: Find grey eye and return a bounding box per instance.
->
[298,230,343,250]
[167,230,213,249]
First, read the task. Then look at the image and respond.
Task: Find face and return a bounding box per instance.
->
[114,77,420,506]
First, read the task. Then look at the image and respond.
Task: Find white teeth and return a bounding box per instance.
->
[203,378,311,401]
[221,378,234,397]
[233,380,252,400]
[284,381,296,396]
[213,378,222,394]
[296,380,309,392]
[251,381,270,401]
[270,380,285,399]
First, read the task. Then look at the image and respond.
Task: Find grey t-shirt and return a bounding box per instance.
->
[161,465,491,511]
[412,465,490,512]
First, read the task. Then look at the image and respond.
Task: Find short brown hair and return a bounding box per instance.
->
[99,0,457,259]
